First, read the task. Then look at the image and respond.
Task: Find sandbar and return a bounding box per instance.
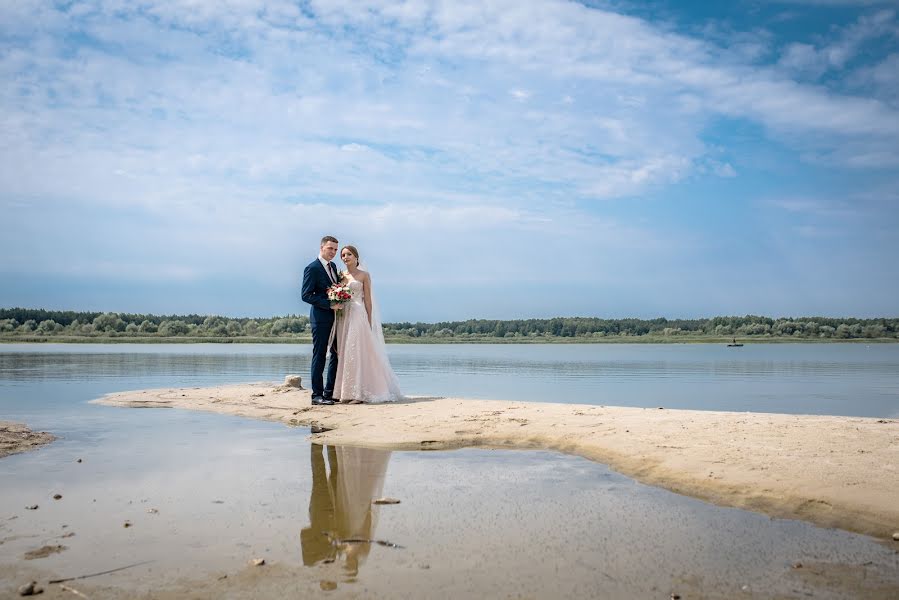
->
[0,421,55,459]
[93,383,899,540]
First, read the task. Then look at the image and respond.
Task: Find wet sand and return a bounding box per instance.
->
[93,382,899,541]
[4,548,898,600]
[0,421,55,458]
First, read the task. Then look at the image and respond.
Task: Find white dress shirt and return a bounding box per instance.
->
[319,255,336,284]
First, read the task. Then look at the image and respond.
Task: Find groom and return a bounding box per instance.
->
[301,235,342,405]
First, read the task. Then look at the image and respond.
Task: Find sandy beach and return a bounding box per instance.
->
[94,382,899,541]
[4,382,899,599]
[0,421,55,459]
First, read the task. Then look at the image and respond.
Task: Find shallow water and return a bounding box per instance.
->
[1,344,899,597]
[2,410,898,598]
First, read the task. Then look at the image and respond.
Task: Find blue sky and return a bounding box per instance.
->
[1,0,897,321]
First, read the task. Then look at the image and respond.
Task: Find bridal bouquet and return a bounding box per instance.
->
[327,283,352,305]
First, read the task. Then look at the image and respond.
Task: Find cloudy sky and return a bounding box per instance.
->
[1,0,898,321]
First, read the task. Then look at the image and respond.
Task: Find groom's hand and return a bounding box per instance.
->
[330,303,343,310]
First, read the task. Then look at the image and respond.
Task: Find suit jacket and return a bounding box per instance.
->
[302,258,338,326]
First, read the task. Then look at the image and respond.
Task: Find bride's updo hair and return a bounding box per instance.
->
[341,245,360,264]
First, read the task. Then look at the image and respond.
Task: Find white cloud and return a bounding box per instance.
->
[2,0,896,220]
[851,53,899,103]
[1,0,898,317]
[776,9,898,81]
[764,196,880,221]
[778,42,828,76]
[715,162,737,178]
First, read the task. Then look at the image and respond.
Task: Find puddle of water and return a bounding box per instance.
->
[1,409,898,598]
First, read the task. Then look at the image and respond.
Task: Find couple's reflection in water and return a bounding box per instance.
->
[301,442,391,582]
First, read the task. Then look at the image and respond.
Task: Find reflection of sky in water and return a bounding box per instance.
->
[1,409,898,598]
[2,343,898,417]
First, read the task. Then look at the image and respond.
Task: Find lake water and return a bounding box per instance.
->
[1,343,898,421]
[2,343,899,598]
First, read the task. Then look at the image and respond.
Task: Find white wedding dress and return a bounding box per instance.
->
[334,277,403,403]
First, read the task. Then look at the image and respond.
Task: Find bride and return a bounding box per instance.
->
[332,245,403,404]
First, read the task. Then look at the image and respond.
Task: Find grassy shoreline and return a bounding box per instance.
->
[1,335,896,345]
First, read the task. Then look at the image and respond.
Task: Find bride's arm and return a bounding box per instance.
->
[362,273,373,327]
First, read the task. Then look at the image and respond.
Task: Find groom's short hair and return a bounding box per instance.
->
[320,235,338,246]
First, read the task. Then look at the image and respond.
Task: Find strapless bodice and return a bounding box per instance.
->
[346,279,364,305]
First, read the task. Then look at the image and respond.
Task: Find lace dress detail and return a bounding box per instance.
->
[334,279,403,403]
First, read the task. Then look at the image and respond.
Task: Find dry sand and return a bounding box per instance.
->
[0,421,55,459]
[93,382,899,541]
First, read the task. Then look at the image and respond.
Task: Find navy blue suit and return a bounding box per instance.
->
[301,259,339,399]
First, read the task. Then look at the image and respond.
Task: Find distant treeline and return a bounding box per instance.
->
[1,308,897,342]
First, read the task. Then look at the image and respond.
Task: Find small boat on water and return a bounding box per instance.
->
[727,337,744,347]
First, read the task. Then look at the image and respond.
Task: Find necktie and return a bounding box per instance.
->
[327,262,337,284]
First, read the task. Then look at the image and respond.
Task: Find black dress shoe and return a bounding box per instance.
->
[311,397,334,406]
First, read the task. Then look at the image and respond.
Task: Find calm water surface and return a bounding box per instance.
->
[1,344,899,598]
[1,343,898,420]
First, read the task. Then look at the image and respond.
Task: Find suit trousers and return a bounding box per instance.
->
[310,317,338,398]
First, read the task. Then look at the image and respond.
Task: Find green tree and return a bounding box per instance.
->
[270,318,290,335]
[93,313,126,332]
[36,319,62,334]
[271,318,306,335]
[203,315,221,327]
[863,324,886,338]
[159,320,190,336]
